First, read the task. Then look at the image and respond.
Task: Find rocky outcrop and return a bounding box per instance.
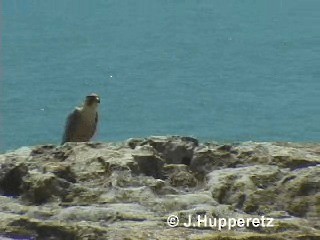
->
[0,137,319,240]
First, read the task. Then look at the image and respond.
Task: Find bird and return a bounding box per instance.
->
[61,93,100,144]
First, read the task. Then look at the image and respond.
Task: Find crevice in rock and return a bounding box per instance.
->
[0,163,28,196]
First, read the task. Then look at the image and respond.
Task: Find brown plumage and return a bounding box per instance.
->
[61,94,100,144]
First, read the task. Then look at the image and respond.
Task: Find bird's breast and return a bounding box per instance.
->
[80,110,97,126]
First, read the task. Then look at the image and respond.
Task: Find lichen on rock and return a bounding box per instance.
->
[0,137,319,239]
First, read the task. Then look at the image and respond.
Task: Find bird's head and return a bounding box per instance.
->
[84,93,100,109]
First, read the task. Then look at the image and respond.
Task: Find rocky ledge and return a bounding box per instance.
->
[0,136,319,240]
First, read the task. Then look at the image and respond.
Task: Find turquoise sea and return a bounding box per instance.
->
[1,0,319,152]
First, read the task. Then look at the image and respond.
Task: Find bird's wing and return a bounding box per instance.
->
[61,108,81,144]
[92,112,98,137]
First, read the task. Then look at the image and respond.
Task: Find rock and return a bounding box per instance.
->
[30,145,56,156]
[278,167,320,218]
[9,218,78,240]
[190,145,240,175]
[141,136,198,165]
[164,164,198,188]
[132,146,165,179]
[0,163,28,196]
[0,137,319,239]
[43,162,77,183]
[126,138,145,149]
[22,172,69,204]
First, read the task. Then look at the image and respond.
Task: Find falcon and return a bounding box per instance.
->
[61,93,100,144]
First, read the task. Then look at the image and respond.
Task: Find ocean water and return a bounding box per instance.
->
[1,0,319,152]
